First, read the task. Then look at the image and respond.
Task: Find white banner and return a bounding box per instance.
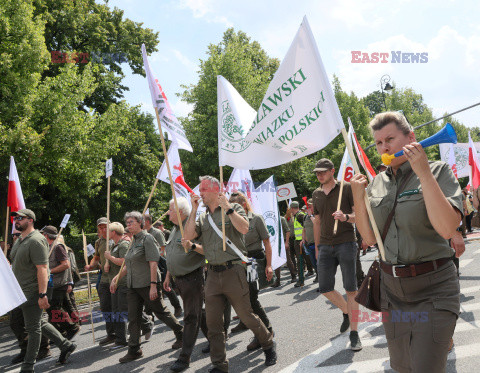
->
[276,182,297,202]
[256,176,286,270]
[226,169,261,213]
[337,127,354,182]
[60,214,71,228]
[218,16,344,170]
[105,158,113,178]
[439,142,480,178]
[86,244,95,257]
[0,252,26,316]
[141,44,193,152]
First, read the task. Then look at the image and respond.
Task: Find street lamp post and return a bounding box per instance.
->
[380,74,393,110]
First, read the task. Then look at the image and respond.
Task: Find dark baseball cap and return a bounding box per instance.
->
[40,225,58,236]
[313,158,334,172]
[11,209,36,221]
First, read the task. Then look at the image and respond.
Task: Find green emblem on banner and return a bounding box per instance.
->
[221,100,252,153]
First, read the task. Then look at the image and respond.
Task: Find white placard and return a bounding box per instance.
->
[60,214,71,228]
[276,182,297,202]
[86,244,95,257]
[106,158,113,178]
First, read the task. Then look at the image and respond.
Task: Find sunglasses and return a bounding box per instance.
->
[12,233,21,237]
[13,216,29,221]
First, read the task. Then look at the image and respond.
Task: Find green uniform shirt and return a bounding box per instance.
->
[195,203,248,265]
[94,237,110,284]
[108,239,129,287]
[312,180,355,245]
[148,227,166,247]
[49,244,69,288]
[10,230,49,295]
[303,214,315,245]
[281,216,289,241]
[124,230,161,288]
[166,221,205,277]
[287,218,295,241]
[367,161,463,265]
[245,211,269,253]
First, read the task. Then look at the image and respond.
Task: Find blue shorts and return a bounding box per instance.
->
[317,242,357,293]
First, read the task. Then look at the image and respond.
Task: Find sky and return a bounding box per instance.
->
[108,0,480,132]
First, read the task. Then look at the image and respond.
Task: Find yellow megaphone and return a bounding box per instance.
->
[381,123,457,166]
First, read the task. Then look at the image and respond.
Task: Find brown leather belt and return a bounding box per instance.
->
[380,257,451,278]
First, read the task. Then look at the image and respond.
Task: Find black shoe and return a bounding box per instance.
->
[119,349,143,363]
[294,281,304,288]
[306,271,314,277]
[66,326,80,340]
[271,281,281,288]
[231,322,248,333]
[290,276,297,284]
[208,368,224,373]
[340,313,350,333]
[57,343,76,364]
[349,331,362,351]
[246,337,261,351]
[99,335,116,346]
[202,343,210,354]
[170,359,189,372]
[10,352,26,365]
[36,349,52,360]
[264,343,277,366]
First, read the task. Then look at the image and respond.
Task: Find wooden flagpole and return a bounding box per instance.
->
[333,164,348,235]
[219,166,226,251]
[143,179,159,215]
[152,210,168,226]
[340,127,385,259]
[105,175,111,269]
[153,107,185,243]
[4,206,9,256]
[82,231,95,344]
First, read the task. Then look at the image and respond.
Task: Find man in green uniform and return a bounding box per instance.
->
[84,217,115,345]
[145,214,182,317]
[41,225,80,339]
[184,175,276,372]
[10,209,76,371]
[164,197,206,372]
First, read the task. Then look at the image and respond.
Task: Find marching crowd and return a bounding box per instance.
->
[4,111,467,372]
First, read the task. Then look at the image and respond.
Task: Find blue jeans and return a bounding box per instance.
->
[305,243,317,271]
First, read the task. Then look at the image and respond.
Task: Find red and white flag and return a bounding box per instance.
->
[7,157,26,218]
[157,143,195,199]
[141,44,193,152]
[226,169,261,213]
[348,118,376,181]
[337,128,355,182]
[448,143,458,178]
[468,132,480,189]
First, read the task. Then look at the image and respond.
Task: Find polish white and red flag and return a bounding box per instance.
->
[337,127,355,182]
[348,118,376,181]
[7,157,26,220]
[157,143,195,199]
[468,132,480,189]
[448,143,458,178]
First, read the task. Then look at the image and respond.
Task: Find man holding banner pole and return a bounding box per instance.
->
[312,158,362,351]
[184,175,277,372]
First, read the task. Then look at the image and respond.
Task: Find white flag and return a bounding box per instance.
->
[141,44,193,152]
[157,143,194,199]
[256,176,287,270]
[226,169,261,213]
[337,128,355,182]
[0,252,26,316]
[218,17,344,170]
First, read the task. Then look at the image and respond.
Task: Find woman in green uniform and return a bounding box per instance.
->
[351,112,462,372]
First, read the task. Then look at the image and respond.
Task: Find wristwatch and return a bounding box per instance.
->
[39,293,47,298]
[226,208,234,215]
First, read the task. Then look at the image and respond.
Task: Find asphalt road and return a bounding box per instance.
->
[1,237,479,373]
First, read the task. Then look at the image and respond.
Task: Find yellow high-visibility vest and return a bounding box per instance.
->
[293,213,304,241]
